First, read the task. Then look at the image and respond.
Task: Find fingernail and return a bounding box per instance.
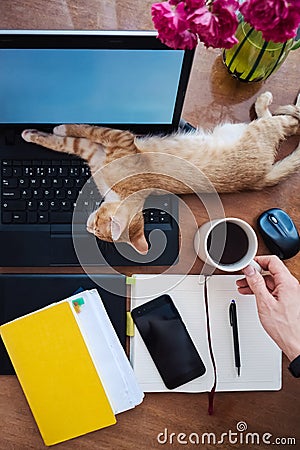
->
[243,265,256,277]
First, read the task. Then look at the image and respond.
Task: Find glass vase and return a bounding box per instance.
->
[223,19,300,82]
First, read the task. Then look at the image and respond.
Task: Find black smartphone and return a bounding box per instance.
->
[131,294,206,389]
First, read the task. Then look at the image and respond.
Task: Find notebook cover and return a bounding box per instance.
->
[0,273,126,375]
[0,301,116,445]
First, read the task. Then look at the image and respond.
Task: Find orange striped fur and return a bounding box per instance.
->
[22,92,300,254]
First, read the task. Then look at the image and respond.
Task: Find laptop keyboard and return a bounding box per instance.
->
[1,159,172,225]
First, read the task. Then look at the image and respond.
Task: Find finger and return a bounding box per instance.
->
[237,286,253,295]
[242,265,276,306]
[254,255,291,278]
[236,277,247,287]
[263,274,276,292]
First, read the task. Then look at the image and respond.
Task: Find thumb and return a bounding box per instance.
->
[242,265,271,302]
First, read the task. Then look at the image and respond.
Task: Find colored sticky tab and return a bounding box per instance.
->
[126,276,136,285]
[126,312,135,337]
[72,297,85,314]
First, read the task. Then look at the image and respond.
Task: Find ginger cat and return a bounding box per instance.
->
[22,92,300,254]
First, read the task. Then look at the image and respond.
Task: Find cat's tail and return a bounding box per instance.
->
[258,140,300,188]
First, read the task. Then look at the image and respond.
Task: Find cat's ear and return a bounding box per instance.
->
[110,215,127,241]
[130,233,149,255]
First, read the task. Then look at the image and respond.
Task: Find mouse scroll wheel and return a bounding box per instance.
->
[269,215,278,224]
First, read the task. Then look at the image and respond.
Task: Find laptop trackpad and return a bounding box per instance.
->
[50,235,79,265]
[50,234,105,266]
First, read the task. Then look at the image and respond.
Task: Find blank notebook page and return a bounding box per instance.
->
[207,275,282,391]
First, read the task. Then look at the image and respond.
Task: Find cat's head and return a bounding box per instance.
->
[86,201,149,254]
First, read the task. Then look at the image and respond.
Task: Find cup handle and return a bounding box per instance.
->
[249,259,263,273]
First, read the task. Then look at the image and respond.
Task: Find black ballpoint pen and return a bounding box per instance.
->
[229,300,241,376]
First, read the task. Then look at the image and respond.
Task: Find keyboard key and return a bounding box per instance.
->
[40,178,51,188]
[50,212,73,223]
[43,189,54,199]
[12,160,22,166]
[58,167,68,176]
[23,167,34,176]
[71,160,81,166]
[50,201,60,211]
[12,212,26,223]
[2,160,12,166]
[52,178,63,188]
[2,212,12,223]
[2,200,26,211]
[30,178,40,188]
[2,190,21,199]
[75,178,85,188]
[47,167,57,176]
[66,189,77,200]
[33,189,43,199]
[2,178,18,188]
[63,178,74,188]
[38,201,49,211]
[21,189,32,199]
[12,167,22,177]
[19,178,29,188]
[36,167,46,176]
[27,212,37,223]
[2,167,12,176]
[55,189,65,199]
[27,200,37,211]
[61,200,71,211]
[38,212,49,223]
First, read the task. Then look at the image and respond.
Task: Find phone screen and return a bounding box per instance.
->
[131,294,206,389]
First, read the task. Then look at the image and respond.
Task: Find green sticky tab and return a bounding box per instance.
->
[72,297,85,306]
[126,276,136,285]
[126,312,135,337]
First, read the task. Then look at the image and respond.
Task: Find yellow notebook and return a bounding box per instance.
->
[0,289,143,446]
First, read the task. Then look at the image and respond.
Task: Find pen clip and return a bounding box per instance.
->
[229,301,234,326]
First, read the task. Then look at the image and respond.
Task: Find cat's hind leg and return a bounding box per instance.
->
[255,91,273,118]
[260,140,300,187]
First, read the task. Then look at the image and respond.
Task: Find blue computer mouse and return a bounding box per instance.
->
[257,208,300,260]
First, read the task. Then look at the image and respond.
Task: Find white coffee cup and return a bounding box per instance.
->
[194,217,262,273]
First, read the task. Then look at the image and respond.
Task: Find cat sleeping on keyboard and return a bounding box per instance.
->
[22,92,300,254]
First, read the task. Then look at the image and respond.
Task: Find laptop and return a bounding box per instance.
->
[0,31,195,267]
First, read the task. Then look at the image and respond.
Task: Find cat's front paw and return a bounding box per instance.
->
[53,124,67,136]
[259,91,273,106]
[255,91,273,118]
[22,129,40,142]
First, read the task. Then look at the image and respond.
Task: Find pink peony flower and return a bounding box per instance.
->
[185,0,206,9]
[240,0,300,42]
[152,1,198,49]
[188,0,239,48]
[151,0,300,50]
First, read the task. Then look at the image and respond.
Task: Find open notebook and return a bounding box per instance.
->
[0,289,143,446]
[130,275,282,392]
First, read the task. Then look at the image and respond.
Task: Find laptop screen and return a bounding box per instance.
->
[0,49,184,125]
[0,32,194,132]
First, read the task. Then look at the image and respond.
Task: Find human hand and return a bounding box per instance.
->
[236,255,300,362]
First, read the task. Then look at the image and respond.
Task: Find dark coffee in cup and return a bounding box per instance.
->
[207,221,249,265]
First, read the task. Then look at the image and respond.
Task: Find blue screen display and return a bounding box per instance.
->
[0,49,184,124]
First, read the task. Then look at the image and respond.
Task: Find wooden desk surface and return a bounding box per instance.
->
[0,1,300,449]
